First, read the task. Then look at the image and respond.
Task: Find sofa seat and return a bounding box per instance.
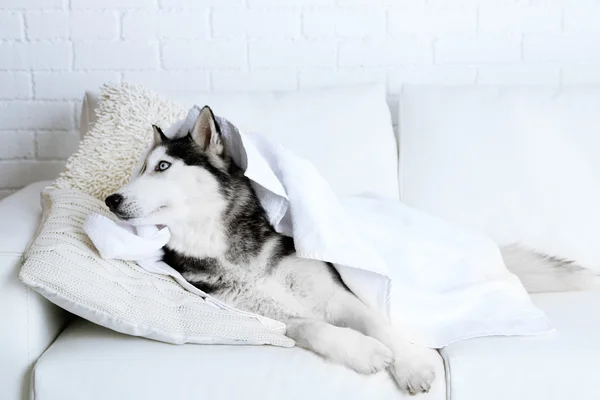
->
[32,319,446,400]
[441,291,600,400]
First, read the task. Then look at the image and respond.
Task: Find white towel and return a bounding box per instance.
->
[84,106,551,348]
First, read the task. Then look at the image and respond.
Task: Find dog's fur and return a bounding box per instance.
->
[106,106,593,395]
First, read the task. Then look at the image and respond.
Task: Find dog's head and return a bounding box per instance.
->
[105,106,233,226]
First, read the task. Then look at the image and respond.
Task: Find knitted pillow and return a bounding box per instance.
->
[19,83,293,347]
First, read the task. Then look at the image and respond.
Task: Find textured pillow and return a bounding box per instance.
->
[19,83,293,347]
[53,83,186,199]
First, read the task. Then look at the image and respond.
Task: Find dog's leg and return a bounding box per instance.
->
[326,290,437,395]
[285,318,393,374]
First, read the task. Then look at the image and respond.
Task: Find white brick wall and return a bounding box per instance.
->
[1,0,600,198]
[70,11,120,40]
[213,10,301,39]
[0,12,24,39]
[303,9,385,39]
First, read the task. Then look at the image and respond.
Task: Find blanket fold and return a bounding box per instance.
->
[84,106,551,348]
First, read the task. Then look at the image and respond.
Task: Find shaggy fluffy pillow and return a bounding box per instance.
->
[53,83,185,199]
[19,83,294,347]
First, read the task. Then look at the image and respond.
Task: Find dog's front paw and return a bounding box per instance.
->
[391,346,437,395]
[345,335,394,374]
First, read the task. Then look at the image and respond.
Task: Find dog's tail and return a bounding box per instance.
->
[500,243,595,293]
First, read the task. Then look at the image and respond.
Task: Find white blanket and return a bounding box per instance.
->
[85,106,551,348]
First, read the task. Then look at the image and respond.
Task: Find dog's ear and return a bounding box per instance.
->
[190,106,223,156]
[152,124,168,144]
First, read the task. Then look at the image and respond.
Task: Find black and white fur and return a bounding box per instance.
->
[105,106,593,395]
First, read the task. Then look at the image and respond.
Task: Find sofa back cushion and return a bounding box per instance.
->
[399,85,600,273]
[82,84,399,200]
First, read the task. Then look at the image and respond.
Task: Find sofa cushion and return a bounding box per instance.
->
[441,291,600,400]
[0,181,51,254]
[399,85,600,274]
[0,182,70,400]
[33,319,446,400]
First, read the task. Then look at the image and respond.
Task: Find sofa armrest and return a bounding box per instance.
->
[0,181,71,400]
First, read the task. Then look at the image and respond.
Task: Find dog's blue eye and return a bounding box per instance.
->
[155,161,171,172]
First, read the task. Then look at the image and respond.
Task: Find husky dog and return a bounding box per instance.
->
[105,107,593,395]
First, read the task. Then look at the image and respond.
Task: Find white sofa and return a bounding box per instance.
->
[2,85,599,400]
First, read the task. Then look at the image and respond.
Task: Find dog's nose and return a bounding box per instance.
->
[105,193,123,211]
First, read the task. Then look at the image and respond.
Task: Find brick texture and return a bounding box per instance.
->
[36,131,80,159]
[388,6,476,36]
[213,10,301,39]
[340,38,432,66]
[0,102,74,130]
[303,9,385,38]
[524,34,600,62]
[3,0,63,9]
[0,0,597,191]
[564,6,600,32]
[435,34,521,64]
[211,70,298,91]
[71,0,156,9]
[478,5,561,33]
[123,10,209,40]
[249,41,337,68]
[123,71,210,92]
[74,42,159,70]
[476,65,560,85]
[0,131,35,159]
[34,72,120,99]
[70,11,120,40]
[299,68,386,89]
[0,160,65,188]
[0,42,71,70]
[163,41,245,69]
[0,12,24,39]
[26,11,69,39]
[0,72,31,99]
[563,64,600,84]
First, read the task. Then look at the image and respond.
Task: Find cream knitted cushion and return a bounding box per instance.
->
[19,83,294,347]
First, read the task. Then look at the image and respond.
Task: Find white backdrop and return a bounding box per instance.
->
[1,0,600,197]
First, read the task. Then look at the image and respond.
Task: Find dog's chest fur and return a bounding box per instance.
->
[164,237,343,322]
